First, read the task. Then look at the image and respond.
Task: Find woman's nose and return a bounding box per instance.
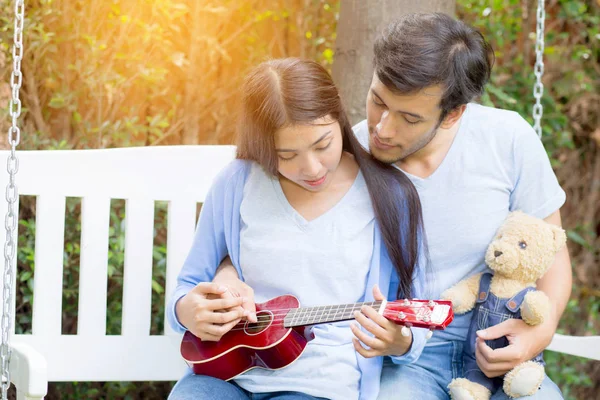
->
[302,155,321,177]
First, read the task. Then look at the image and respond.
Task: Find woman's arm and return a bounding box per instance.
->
[166,162,252,337]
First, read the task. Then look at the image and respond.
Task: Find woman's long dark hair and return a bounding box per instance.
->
[236,58,425,298]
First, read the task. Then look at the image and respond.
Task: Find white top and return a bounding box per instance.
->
[354,103,566,342]
[235,163,375,399]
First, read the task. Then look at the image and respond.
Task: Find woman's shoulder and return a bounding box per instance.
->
[210,159,254,194]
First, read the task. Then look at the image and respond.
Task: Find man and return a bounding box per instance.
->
[208,12,569,400]
[353,13,569,400]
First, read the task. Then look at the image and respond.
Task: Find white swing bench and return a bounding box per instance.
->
[0,146,598,400]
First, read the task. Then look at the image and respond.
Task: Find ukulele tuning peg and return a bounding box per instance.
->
[426,329,434,340]
[403,299,410,306]
[428,300,436,307]
[397,312,406,320]
[401,326,411,337]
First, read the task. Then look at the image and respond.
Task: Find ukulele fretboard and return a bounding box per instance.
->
[283,301,384,327]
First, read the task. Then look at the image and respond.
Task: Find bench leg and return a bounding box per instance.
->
[9,342,47,400]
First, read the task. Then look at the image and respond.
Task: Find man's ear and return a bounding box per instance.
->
[439,104,467,129]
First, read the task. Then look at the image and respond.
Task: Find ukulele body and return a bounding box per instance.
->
[180,295,308,381]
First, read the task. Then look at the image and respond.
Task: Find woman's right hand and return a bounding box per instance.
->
[176,282,247,341]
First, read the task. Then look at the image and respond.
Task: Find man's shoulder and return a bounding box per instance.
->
[466,103,529,129]
[352,119,370,152]
[464,103,536,144]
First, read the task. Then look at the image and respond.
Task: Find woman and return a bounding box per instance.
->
[167,58,428,400]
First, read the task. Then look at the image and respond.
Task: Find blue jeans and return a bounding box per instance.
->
[168,371,327,400]
[378,341,563,400]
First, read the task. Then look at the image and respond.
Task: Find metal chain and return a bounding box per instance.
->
[532,0,546,138]
[2,1,24,398]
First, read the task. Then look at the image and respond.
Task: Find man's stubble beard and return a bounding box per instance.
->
[369,123,440,165]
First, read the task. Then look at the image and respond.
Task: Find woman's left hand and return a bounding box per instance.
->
[351,284,413,358]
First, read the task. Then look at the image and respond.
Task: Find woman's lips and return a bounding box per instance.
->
[304,175,327,186]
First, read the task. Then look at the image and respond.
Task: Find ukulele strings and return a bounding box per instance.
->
[218,302,421,326]
[218,302,426,333]
[214,300,420,319]
[227,304,387,324]
[223,310,409,332]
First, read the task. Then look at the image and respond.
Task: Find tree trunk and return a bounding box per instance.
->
[181,2,204,145]
[332,0,456,125]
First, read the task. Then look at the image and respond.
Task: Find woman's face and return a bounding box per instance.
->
[274,116,344,192]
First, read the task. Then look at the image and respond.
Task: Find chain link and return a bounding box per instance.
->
[532,0,545,138]
[2,1,25,398]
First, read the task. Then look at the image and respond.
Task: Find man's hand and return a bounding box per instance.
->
[176,282,246,341]
[351,285,413,358]
[475,318,553,377]
[212,257,257,323]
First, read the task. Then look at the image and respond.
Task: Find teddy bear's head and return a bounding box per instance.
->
[485,211,567,283]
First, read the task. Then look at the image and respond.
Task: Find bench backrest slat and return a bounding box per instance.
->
[164,200,198,336]
[122,198,156,337]
[32,194,66,337]
[78,196,111,337]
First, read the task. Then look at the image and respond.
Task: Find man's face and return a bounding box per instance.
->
[365,73,445,164]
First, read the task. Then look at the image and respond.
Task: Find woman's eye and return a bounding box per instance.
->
[519,241,527,250]
[278,155,296,162]
[316,143,332,151]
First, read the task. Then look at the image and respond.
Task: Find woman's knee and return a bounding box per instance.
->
[379,363,448,400]
[168,373,248,400]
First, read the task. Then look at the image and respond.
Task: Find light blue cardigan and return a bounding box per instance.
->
[167,159,428,400]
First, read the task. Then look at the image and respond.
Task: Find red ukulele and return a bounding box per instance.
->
[180,296,454,381]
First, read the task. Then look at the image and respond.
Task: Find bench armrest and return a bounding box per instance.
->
[546,333,600,360]
[9,342,48,400]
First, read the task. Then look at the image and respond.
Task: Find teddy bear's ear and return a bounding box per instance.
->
[551,225,567,252]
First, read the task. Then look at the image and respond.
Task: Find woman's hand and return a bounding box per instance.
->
[351,285,413,358]
[176,282,247,341]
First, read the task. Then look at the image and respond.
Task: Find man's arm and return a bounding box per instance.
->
[537,209,572,328]
[212,256,257,322]
[214,256,241,281]
[474,208,572,378]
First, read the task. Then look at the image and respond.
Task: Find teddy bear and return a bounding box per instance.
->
[442,211,566,400]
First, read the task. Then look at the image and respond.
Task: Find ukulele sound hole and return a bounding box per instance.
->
[244,310,273,336]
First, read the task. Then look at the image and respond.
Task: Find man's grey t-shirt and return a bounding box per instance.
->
[354,103,566,341]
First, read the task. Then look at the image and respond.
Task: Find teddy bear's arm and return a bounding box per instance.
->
[521,290,551,326]
[441,273,483,315]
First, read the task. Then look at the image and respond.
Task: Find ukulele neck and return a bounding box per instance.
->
[283,301,383,328]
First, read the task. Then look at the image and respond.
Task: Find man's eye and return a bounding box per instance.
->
[372,98,385,107]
